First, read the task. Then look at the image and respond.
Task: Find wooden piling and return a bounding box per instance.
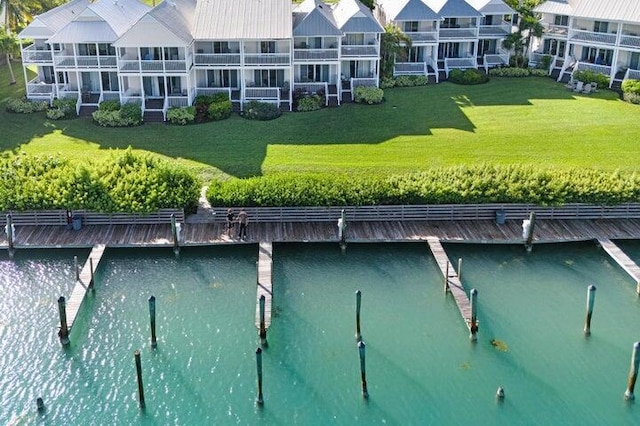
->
[355,290,362,342]
[256,347,264,405]
[88,257,94,290]
[444,261,450,293]
[171,213,179,253]
[36,397,45,412]
[625,342,640,400]
[524,212,536,252]
[584,285,596,336]
[149,296,157,348]
[457,258,462,282]
[57,296,70,346]
[358,340,368,398]
[259,295,267,347]
[74,256,79,281]
[134,350,145,408]
[470,289,478,341]
[338,209,347,247]
[5,214,14,254]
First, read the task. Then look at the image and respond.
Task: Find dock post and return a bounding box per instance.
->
[636,280,640,296]
[74,256,80,281]
[338,209,347,249]
[171,214,180,255]
[496,387,505,401]
[36,397,45,412]
[358,340,369,398]
[457,258,462,282]
[625,342,640,400]
[256,347,264,405]
[444,262,450,293]
[259,295,268,347]
[523,212,536,252]
[134,350,145,408]
[5,214,14,256]
[355,290,362,342]
[57,296,70,346]
[149,296,157,348]
[88,257,95,290]
[470,288,478,341]
[584,285,596,336]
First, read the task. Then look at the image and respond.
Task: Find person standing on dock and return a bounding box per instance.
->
[226,208,235,237]
[237,209,248,241]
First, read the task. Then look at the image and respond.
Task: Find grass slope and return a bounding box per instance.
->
[1,64,638,181]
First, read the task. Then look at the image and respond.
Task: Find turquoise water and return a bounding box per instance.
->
[1,242,640,424]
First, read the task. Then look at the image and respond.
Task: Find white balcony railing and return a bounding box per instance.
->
[195,87,233,99]
[439,27,479,40]
[340,45,378,57]
[53,54,117,68]
[483,50,510,72]
[194,53,241,66]
[620,34,640,49]
[479,22,511,37]
[293,48,339,61]
[394,62,427,76]
[119,59,188,73]
[102,91,120,101]
[404,31,438,44]
[293,82,329,105]
[427,56,439,83]
[350,77,378,101]
[22,45,53,63]
[26,78,55,94]
[624,68,640,81]
[244,53,290,65]
[570,29,617,45]
[245,87,280,100]
[542,23,569,37]
[444,56,477,77]
[574,61,612,76]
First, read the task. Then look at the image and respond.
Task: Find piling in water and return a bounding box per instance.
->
[259,295,267,347]
[496,387,505,400]
[584,285,596,336]
[149,296,157,348]
[74,256,79,281]
[524,212,536,252]
[171,214,180,254]
[338,209,347,249]
[36,397,45,412]
[358,340,368,398]
[256,347,264,405]
[57,296,70,346]
[134,350,145,408]
[355,290,362,342]
[457,258,463,282]
[625,342,640,400]
[89,257,95,290]
[470,289,478,341]
[6,214,14,256]
[444,262,450,293]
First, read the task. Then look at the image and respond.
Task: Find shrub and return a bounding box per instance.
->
[167,106,196,125]
[379,77,396,88]
[354,86,384,104]
[621,79,640,94]
[120,103,142,124]
[394,75,428,87]
[529,69,549,77]
[488,67,530,77]
[537,54,552,70]
[46,108,66,120]
[211,92,230,103]
[448,69,489,85]
[92,103,142,127]
[208,100,232,120]
[242,101,281,120]
[92,110,123,126]
[6,98,49,113]
[194,95,216,106]
[296,94,323,112]
[51,98,78,119]
[623,91,640,104]
[509,54,529,68]
[99,100,121,111]
[573,70,609,88]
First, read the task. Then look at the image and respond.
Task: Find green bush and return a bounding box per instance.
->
[0,149,200,213]
[46,108,66,120]
[379,77,396,88]
[6,98,49,113]
[509,54,529,68]
[51,98,78,119]
[92,103,142,127]
[99,100,121,111]
[354,86,384,104]
[621,79,640,94]
[194,95,216,106]
[120,103,142,124]
[529,69,549,77]
[208,100,232,120]
[394,75,428,87]
[623,91,640,104]
[296,94,323,112]
[167,106,196,125]
[205,166,640,207]
[537,55,552,70]
[488,67,530,77]
[211,92,230,103]
[573,70,609,88]
[448,69,489,85]
[241,101,281,120]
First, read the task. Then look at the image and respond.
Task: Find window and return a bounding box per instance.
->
[98,44,115,56]
[164,47,179,60]
[77,44,97,56]
[253,69,284,87]
[442,18,458,29]
[344,33,364,45]
[554,15,569,26]
[593,21,608,33]
[404,21,419,32]
[260,41,276,54]
[298,65,329,82]
[206,69,237,87]
[101,72,119,91]
[481,16,494,26]
[213,42,230,53]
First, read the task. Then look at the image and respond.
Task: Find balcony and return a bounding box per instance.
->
[439,27,479,40]
[570,29,617,45]
[293,48,339,61]
[194,53,241,66]
[244,53,290,65]
[54,52,117,69]
[22,45,53,64]
[620,33,640,49]
[340,45,378,58]
[26,78,55,102]
[119,59,188,73]
[542,23,569,38]
[479,22,511,37]
[404,31,438,44]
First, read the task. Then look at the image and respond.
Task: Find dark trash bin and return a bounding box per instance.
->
[72,216,82,231]
[495,209,506,225]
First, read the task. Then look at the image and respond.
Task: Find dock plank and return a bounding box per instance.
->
[255,242,273,329]
[67,244,106,331]
[598,238,640,285]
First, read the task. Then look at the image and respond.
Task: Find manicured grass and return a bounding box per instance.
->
[1,64,638,182]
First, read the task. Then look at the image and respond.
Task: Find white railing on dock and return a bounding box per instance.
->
[0,209,185,226]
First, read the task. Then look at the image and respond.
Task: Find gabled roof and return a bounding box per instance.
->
[48,21,117,43]
[193,0,292,40]
[148,0,196,44]
[466,0,514,15]
[534,0,573,16]
[333,0,384,33]
[18,0,90,39]
[435,0,483,17]
[293,0,342,36]
[535,0,640,23]
[378,0,439,21]
[86,0,150,36]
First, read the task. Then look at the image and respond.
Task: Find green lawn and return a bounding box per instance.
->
[1,64,638,181]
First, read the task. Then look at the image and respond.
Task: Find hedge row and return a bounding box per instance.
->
[0,149,200,213]
[206,166,640,207]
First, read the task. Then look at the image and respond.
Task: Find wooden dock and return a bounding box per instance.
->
[597,238,640,286]
[255,242,273,329]
[66,244,106,332]
[426,237,472,331]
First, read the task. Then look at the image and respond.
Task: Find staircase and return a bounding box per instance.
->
[143,111,164,123]
[78,106,97,117]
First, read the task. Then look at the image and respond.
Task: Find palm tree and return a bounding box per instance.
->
[502,0,544,68]
[0,26,18,84]
[1,0,33,85]
[380,24,412,79]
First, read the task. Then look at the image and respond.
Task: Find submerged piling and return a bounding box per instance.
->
[134,350,145,408]
[358,340,368,398]
[625,342,640,400]
[149,296,157,348]
[259,295,267,347]
[36,397,45,412]
[584,285,596,336]
[256,347,264,405]
[355,290,362,342]
[470,288,478,341]
[57,296,70,346]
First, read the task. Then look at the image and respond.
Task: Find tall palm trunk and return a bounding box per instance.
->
[4,3,16,85]
[6,52,16,85]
